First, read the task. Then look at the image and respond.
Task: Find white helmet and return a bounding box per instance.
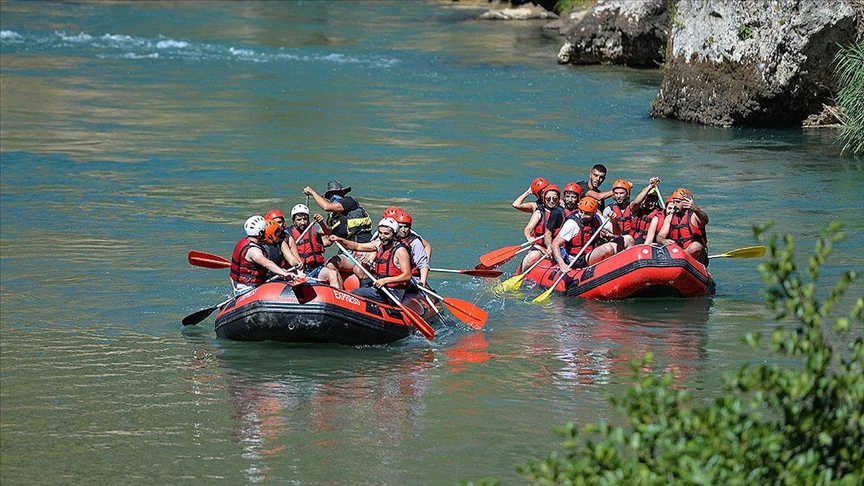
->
[291,204,309,218]
[377,217,399,233]
[244,215,267,236]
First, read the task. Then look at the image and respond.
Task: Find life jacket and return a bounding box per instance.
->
[668,210,707,248]
[532,206,565,240]
[564,214,602,256]
[290,224,326,269]
[328,198,373,243]
[563,207,577,219]
[608,202,632,234]
[629,207,661,240]
[373,241,409,289]
[400,233,421,277]
[230,237,267,285]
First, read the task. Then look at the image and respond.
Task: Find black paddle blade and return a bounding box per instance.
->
[181,306,217,326]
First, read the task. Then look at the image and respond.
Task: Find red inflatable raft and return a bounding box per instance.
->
[523,244,715,299]
[214,280,445,345]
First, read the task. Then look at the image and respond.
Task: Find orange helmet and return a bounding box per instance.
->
[577,197,599,214]
[671,188,693,200]
[665,195,675,205]
[563,182,582,198]
[612,179,632,194]
[265,209,284,221]
[382,206,403,218]
[263,219,282,244]
[394,211,412,225]
[531,177,550,197]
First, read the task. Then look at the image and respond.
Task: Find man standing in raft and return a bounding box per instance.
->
[329,218,413,303]
[230,215,298,295]
[657,187,709,265]
[303,180,374,274]
[550,197,627,272]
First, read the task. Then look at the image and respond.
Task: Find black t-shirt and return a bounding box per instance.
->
[576,180,606,212]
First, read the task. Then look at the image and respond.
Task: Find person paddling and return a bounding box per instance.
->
[328,218,412,304]
[657,188,709,265]
[230,215,298,296]
[285,204,343,289]
[518,184,565,273]
[550,197,627,272]
[393,210,431,287]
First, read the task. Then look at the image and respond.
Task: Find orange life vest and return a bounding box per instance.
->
[290,225,326,269]
[230,237,267,285]
[373,242,409,289]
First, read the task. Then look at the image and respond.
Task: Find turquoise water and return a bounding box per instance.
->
[1,1,862,483]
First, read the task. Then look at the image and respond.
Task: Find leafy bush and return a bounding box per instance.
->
[505,223,863,484]
[553,0,592,15]
[835,40,864,156]
[737,24,753,41]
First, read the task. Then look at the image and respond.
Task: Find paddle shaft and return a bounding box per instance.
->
[429,268,503,278]
[414,285,487,329]
[533,222,606,302]
[182,275,282,326]
[334,241,434,340]
[708,245,766,259]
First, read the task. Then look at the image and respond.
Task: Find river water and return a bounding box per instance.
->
[1,1,862,484]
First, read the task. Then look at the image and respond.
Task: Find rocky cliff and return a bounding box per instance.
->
[651,0,860,126]
[555,0,861,127]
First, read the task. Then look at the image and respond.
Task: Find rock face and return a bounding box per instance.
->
[557,0,669,67]
[478,3,558,20]
[651,0,860,126]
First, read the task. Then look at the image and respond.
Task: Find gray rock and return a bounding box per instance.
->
[478,3,558,20]
[650,0,859,126]
[557,0,669,67]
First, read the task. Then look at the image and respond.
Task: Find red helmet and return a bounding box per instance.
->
[382,206,403,218]
[531,177,550,197]
[543,184,561,197]
[394,211,412,225]
[563,182,582,198]
[263,219,282,244]
[265,209,284,221]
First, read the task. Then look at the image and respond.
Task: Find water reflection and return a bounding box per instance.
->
[211,344,435,482]
[536,298,713,389]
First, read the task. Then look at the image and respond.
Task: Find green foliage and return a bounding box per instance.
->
[553,0,591,15]
[835,40,864,156]
[737,24,753,41]
[515,223,863,484]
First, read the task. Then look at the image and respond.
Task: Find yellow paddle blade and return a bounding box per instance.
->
[492,274,526,293]
[532,285,556,303]
[708,245,766,259]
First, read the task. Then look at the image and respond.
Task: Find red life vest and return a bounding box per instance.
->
[609,202,632,234]
[564,216,602,256]
[629,207,661,240]
[668,210,707,248]
[373,241,409,289]
[230,237,267,285]
[290,225,326,269]
[532,206,565,241]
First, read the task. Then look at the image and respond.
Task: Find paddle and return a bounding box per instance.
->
[182,275,283,326]
[429,267,503,278]
[334,241,434,341]
[708,245,766,259]
[188,250,230,269]
[492,254,549,293]
[414,285,488,329]
[478,236,543,268]
[533,223,606,303]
